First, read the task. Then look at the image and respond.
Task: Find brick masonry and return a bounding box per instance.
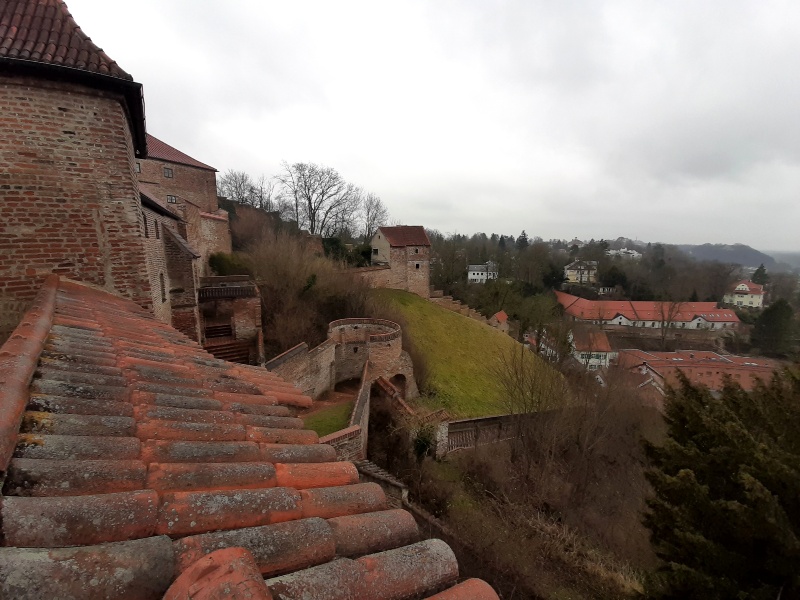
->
[137,156,231,276]
[266,319,418,401]
[0,75,152,341]
[355,247,430,299]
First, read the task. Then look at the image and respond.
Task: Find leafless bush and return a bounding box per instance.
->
[245,229,370,356]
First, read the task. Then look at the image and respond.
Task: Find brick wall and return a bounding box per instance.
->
[141,206,177,324]
[0,76,151,340]
[164,230,200,341]
[266,339,337,399]
[353,247,430,299]
[137,158,218,213]
[230,296,261,341]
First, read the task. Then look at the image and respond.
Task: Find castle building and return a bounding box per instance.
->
[137,134,232,274]
[368,225,432,298]
[0,4,499,597]
[0,0,152,339]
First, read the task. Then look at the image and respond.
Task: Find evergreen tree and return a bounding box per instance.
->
[753,263,769,285]
[644,372,800,599]
[516,230,530,251]
[752,298,794,356]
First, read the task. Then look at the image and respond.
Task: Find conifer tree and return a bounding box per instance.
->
[644,372,800,599]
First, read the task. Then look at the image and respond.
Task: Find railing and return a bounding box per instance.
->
[198,285,258,300]
[200,275,251,286]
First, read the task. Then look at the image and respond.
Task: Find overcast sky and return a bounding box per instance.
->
[68,0,799,250]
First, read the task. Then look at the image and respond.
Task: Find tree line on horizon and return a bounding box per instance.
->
[217,163,391,242]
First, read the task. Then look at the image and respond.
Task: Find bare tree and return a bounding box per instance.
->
[360,193,389,241]
[217,169,254,204]
[249,175,277,211]
[658,299,685,350]
[275,162,361,236]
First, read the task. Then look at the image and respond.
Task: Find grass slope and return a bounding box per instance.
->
[372,289,550,418]
[303,401,354,437]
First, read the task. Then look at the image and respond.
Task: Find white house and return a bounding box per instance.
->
[723,280,764,309]
[467,261,498,283]
[606,247,642,260]
[564,260,598,284]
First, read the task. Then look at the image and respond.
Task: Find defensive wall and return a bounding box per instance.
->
[266,318,418,400]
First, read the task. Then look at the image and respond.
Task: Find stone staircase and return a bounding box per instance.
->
[203,338,252,364]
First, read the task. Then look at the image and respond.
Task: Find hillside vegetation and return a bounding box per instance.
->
[370,289,555,418]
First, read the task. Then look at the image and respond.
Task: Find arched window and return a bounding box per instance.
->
[159,273,166,302]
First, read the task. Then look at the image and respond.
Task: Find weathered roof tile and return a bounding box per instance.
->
[0,276,496,598]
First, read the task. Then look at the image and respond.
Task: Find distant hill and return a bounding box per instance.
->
[677,244,778,268]
[767,251,800,270]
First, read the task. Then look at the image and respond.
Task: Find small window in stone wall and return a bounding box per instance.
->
[143,215,148,238]
[160,273,166,302]
[155,221,160,239]
[353,347,359,353]
[164,167,173,178]
[372,248,378,255]
[414,248,419,254]
[415,263,420,269]
[135,162,141,173]
[167,195,177,203]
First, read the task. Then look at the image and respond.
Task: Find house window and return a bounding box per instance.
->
[372,248,378,255]
[353,347,359,353]
[167,195,177,204]
[159,273,166,302]
[135,162,141,173]
[163,167,173,178]
[415,263,420,269]
[414,248,419,254]
[155,221,160,239]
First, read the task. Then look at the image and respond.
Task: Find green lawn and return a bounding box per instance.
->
[303,401,354,437]
[371,289,554,418]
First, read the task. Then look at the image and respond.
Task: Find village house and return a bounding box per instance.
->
[606,247,642,260]
[530,326,617,371]
[722,279,765,308]
[488,309,509,333]
[467,260,499,283]
[0,3,498,598]
[564,260,598,284]
[617,349,778,394]
[360,225,432,298]
[555,291,740,330]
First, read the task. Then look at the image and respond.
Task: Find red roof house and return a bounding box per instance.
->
[555,291,739,330]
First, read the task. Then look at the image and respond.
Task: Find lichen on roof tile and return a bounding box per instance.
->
[0,276,495,599]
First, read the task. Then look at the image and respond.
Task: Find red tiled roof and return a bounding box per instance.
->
[571,328,612,353]
[0,276,497,599]
[618,349,778,392]
[378,226,431,247]
[0,0,147,155]
[147,134,216,171]
[728,280,764,295]
[492,310,508,323]
[0,0,132,79]
[555,291,740,324]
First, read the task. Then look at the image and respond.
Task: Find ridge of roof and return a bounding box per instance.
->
[377,225,431,247]
[0,276,498,599]
[146,134,216,171]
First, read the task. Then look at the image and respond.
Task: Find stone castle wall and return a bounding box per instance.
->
[265,318,416,400]
[0,76,152,340]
